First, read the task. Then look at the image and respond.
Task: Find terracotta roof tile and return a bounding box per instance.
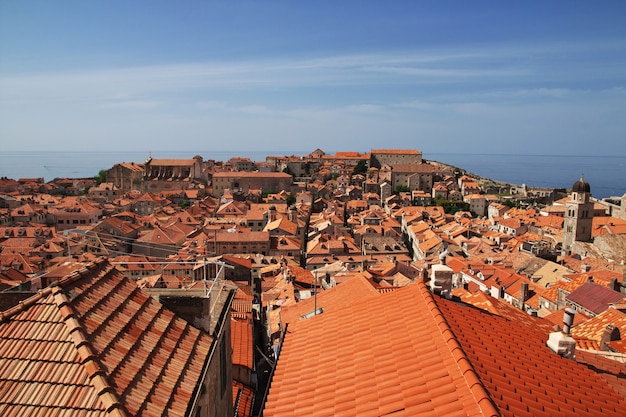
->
[266,274,626,416]
[572,308,626,342]
[436,294,626,416]
[278,274,380,326]
[0,258,214,417]
[231,319,253,369]
[232,381,254,417]
[566,282,624,314]
[264,280,496,417]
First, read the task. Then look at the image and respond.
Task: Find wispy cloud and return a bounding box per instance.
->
[4,40,621,104]
[101,99,162,109]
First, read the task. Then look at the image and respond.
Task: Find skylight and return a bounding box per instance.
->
[300,308,324,320]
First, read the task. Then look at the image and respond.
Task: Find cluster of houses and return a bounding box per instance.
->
[1,148,626,416]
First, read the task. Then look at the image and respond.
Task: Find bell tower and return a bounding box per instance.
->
[562,176,593,256]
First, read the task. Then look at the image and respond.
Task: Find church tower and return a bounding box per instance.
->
[562,176,593,256]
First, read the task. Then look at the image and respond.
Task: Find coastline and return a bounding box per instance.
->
[1,150,624,199]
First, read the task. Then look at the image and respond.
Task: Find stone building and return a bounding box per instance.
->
[142,156,206,193]
[562,176,594,256]
[370,149,423,168]
[106,161,144,193]
[211,172,292,198]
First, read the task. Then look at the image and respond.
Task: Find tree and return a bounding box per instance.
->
[95,169,107,184]
[352,160,368,176]
[441,201,470,214]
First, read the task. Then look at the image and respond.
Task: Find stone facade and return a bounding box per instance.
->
[370,149,423,168]
[211,172,292,198]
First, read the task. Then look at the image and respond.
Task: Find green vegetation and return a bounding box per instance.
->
[95,169,107,184]
[352,160,368,176]
[432,195,470,214]
[286,193,296,206]
[502,199,522,208]
[440,201,470,214]
[395,185,410,194]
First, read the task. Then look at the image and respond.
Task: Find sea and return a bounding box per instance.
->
[0,150,624,200]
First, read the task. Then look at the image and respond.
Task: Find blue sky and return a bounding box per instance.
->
[1,1,625,156]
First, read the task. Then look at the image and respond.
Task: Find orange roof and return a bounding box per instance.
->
[458,289,555,333]
[212,171,291,178]
[572,308,626,343]
[455,289,500,315]
[0,258,214,417]
[543,308,590,329]
[231,319,253,369]
[279,274,380,326]
[232,381,254,417]
[437,294,626,417]
[575,349,626,397]
[147,158,196,166]
[371,149,422,155]
[266,279,626,416]
[265,282,497,417]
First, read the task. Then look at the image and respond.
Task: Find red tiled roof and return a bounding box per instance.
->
[0,258,214,417]
[212,171,291,178]
[279,274,380,327]
[265,281,497,417]
[147,158,196,166]
[437,295,626,417]
[575,349,626,398]
[571,308,626,343]
[543,308,590,329]
[231,319,253,369]
[566,282,625,315]
[266,278,626,416]
[371,149,422,155]
[232,381,254,417]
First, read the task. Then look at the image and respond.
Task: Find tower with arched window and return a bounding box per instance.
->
[562,176,593,256]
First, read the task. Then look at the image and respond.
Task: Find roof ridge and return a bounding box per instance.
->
[57,257,113,287]
[51,284,128,417]
[418,283,501,417]
[0,260,111,325]
[0,286,54,323]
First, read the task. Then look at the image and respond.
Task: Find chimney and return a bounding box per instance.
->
[600,324,620,351]
[547,308,577,359]
[563,307,576,335]
[519,281,529,308]
[582,264,591,273]
[430,264,454,297]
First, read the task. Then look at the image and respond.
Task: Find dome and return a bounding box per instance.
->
[572,176,590,193]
